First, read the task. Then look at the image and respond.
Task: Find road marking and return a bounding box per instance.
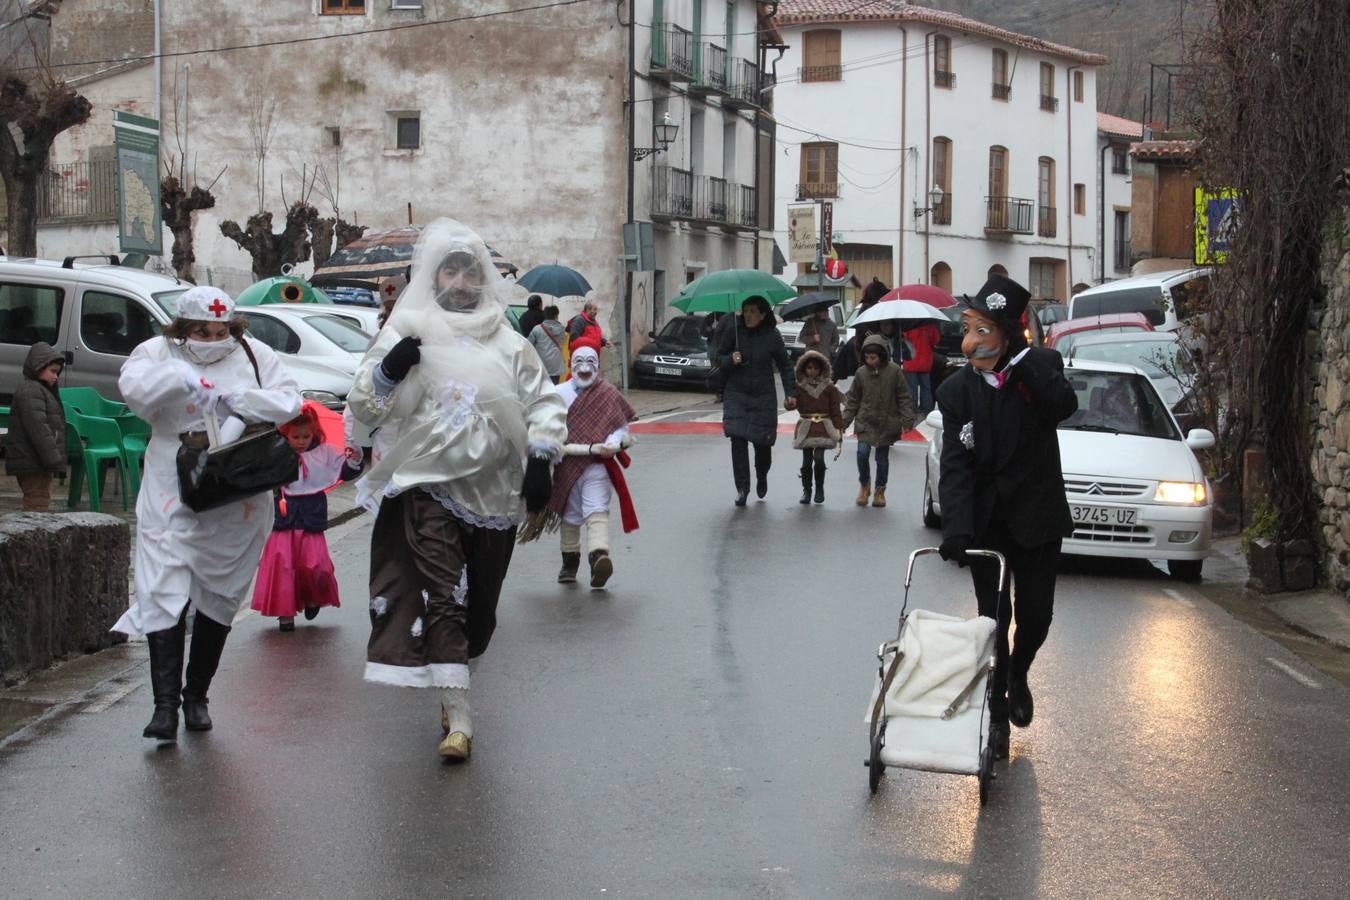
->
[1161,587,1195,608]
[80,677,142,713]
[1265,657,1322,689]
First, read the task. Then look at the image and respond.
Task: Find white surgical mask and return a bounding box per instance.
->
[183,337,238,365]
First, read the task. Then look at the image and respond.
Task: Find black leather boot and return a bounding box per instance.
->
[799,465,812,504]
[182,613,232,732]
[814,465,826,504]
[588,550,614,588]
[558,552,581,584]
[142,615,186,740]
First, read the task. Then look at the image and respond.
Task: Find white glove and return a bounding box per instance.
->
[217,416,247,445]
[182,374,217,414]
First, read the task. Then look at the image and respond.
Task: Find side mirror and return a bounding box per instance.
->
[648,331,656,339]
[1185,428,1215,450]
[925,409,943,429]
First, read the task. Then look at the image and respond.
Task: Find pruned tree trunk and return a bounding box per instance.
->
[220,201,319,281]
[310,216,335,270]
[334,218,367,252]
[0,78,92,257]
[161,174,216,282]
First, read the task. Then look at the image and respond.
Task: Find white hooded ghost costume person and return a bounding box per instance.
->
[346,219,566,761]
[113,286,302,636]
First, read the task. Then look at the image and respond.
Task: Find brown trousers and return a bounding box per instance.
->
[16,473,54,512]
[367,490,516,671]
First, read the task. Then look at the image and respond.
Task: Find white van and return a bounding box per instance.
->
[1068,268,1211,333]
[0,257,353,407]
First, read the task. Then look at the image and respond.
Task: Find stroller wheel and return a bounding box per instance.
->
[978,746,993,807]
[868,727,885,794]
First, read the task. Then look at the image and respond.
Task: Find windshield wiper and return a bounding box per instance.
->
[1064,423,1122,434]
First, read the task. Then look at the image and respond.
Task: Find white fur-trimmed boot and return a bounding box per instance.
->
[438,687,472,762]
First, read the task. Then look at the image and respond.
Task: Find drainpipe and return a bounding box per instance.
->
[1099,138,1111,282]
[897,26,908,285]
[153,0,162,127]
[923,30,938,284]
[1066,65,1082,297]
[622,1,637,390]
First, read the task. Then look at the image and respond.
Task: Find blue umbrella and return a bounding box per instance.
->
[517,264,592,298]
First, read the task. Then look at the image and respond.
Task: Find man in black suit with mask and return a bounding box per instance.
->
[935,275,1078,760]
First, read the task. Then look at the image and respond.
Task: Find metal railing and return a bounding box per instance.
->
[1040,94,1060,112]
[796,182,839,200]
[1038,205,1057,237]
[934,70,956,88]
[736,184,758,228]
[0,160,119,225]
[985,196,1035,233]
[725,58,762,107]
[932,192,952,226]
[651,24,694,80]
[694,175,729,222]
[992,82,1012,100]
[652,165,694,219]
[799,64,842,83]
[695,43,727,93]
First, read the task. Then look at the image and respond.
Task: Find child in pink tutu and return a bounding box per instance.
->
[251,406,363,631]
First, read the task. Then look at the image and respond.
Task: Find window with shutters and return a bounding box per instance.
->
[988,146,1008,197]
[1039,62,1058,111]
[932,137,952,224]
[992,48,1010,100]
[934,35,954,88]
[321,0,365,14]
[801,30,841,82]
[1074,183,1086,216]
[798,142,838,199]
[1073,70,1084,102]
[1038,157,1056,237]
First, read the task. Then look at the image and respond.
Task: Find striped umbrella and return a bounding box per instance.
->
[311,225,518,282]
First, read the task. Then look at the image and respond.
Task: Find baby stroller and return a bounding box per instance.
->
[864,547,1007,805]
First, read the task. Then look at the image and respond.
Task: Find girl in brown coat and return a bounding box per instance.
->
[791,350,845,504]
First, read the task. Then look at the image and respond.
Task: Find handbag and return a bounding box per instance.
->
[176,340,299,513]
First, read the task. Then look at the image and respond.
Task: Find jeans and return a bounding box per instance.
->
[730,437,772,492]
[905,371,933,415]
[856,440,889,487]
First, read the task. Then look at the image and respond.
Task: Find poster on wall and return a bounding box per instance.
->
[1194,186,1238,265]
[113,111,162,255]
[787,205,817,264]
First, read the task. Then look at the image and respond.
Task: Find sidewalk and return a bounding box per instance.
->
[1208,537,1350,651]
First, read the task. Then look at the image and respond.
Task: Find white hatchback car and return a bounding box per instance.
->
[922,359,1214,580]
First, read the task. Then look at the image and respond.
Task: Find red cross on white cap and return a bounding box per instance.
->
[176,286,235,323]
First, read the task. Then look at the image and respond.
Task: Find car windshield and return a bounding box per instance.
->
[659,317,704,344]
[153,290,187,317]
[1073,287,1166,326]
[305,314,372,351]
[1071,338,1184,379]
[1061,370,1180,440]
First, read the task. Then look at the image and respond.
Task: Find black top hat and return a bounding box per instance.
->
[960,274,1031,331]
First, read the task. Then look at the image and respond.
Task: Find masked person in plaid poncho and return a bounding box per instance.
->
[521,346,639,588]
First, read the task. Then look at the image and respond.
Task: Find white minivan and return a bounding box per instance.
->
[0,257,353,407]
[1068,268,1211,333]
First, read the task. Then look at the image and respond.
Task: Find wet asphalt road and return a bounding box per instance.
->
[2,428,1349,898]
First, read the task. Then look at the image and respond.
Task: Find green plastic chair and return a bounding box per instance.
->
[64,411,129,512]
[59,386,131,420]
[117,415,151,498]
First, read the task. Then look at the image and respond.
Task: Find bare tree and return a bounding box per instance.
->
[246,87,279,214]
[161,65,224,281]
[221,165,320,280]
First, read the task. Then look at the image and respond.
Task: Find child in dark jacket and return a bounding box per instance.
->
[3,342,67,511]
[792,350,845,504]
[841,333,917,509]
[250,406,362,631]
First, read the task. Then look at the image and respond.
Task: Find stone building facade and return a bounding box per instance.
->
[1310,194,1350,597]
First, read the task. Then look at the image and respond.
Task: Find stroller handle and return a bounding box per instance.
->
[903,547,1008,593]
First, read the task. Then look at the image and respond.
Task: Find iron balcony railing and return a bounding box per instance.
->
[1038,205,1057,238]
[651,24,694,81]
[693,43,727,94]
[796,182,839,201]
[693,175,729,222]
[932,192,952,226]
[736,184,758,228]
[1040,94,1060,112]
[652,165,694,219]
[724,59,762,108]
[992,82,1012,100]
[934,70,956,88]
[799,64,842,83]
[985,196,1035,233]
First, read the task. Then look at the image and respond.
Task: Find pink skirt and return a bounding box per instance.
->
[251,528,341,618]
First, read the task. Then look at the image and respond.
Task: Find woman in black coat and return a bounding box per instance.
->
[715,295,796,506]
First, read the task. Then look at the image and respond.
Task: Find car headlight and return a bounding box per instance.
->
[636,353,656,362]
[1154,481,1207,504]
[688,357,712,368]
[301,390,342,403]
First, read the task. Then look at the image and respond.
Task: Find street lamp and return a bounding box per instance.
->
[914,184,946,220]
[632,112,679,161]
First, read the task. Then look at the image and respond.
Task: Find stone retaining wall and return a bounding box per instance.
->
[0,513,129,685]
[1311,203,1350,597]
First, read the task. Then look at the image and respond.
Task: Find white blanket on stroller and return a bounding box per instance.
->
[866,610,997,722]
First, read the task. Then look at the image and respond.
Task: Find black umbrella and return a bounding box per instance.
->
[777,291,838,321]
[311,225,518,284]
[517,264,592,298]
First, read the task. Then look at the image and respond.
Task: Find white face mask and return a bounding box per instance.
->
[571,353,599,388]
[183,337,238,365]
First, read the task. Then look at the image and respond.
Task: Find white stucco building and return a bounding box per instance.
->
[770,0,1107,302]
[1096,112,1142,283]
